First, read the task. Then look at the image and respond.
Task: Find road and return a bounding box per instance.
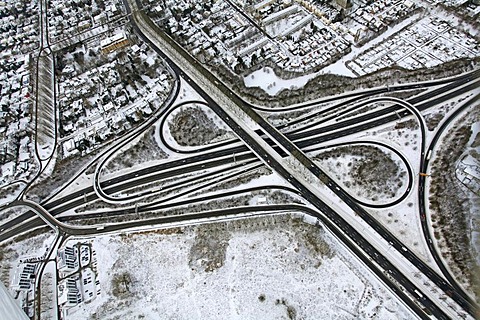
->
[418,92,480,310]
[1,17,477,319]
[123,1,478,318]
[1,1,478,319]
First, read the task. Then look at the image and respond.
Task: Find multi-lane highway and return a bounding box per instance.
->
[418,92,480,311]
[1,1,479,319]
[121,2,479,318]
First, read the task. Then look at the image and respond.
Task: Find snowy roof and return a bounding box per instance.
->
[18,152,29,162]
[0,281,29,320]
[100,31,127,49]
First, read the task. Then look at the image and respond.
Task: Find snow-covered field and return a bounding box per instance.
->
[313,144,408,205]
[1,232,55,285]
[367,120,431,264]
[243,67,318,96]
[307,109,435,267]
[66,216,415,320]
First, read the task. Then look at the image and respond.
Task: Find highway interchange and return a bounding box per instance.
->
[0,0,479,319]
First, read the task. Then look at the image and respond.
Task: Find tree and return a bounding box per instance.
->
[73,51,84,65]
[334,9,346,23]
[251,53,258,65]
[260,47,265,57]
[237,56,244,65]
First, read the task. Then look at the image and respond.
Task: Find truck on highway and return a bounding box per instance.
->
[414,289,424,299]
[426,150,432,161]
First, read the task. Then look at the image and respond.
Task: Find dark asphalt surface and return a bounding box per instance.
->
[1,2,479,318]
[120,6,467,318]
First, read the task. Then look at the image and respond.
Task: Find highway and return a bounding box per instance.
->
[23,53,475,215]
[0,14,477,319]
[121,1,478,318]
[1,1,479,319]
[418,92,480,311]
[88,82,472,207]
[155,76,479,156]
[125,9,480,316]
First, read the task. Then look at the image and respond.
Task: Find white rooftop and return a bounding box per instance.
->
[100,31,127,49]
[0,281,29,320]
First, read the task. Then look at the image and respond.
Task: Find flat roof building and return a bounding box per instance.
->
[100,31,130,54]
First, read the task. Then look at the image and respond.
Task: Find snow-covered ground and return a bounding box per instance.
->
[65,216,416,320]
[242,4,479,96]
[465,121,480,266]
[0,231,56,318]
[0,182,25,207]
[312,144,409,205]
[173,78,206,105]
[306,111,436,268]
[243,66,318,96]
